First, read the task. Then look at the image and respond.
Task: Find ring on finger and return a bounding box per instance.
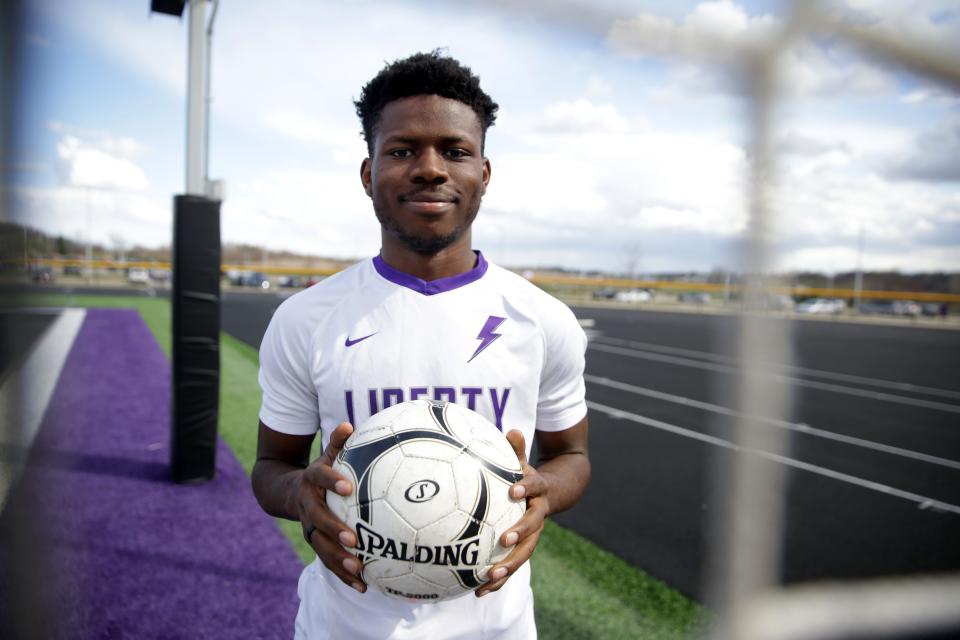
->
[304,524,318,544]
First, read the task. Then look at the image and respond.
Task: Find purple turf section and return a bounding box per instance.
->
[19,309,303,638]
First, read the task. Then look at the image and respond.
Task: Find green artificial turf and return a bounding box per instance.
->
[215,330,321,565]
[532,520,704,639]
[19,293,705,638]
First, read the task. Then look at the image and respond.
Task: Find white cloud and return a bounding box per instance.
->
[221,168,379,258]
[5,185,170,248]
[586,75,614,97]
[536,99,630,134]
[49,121,147,158]
[607,1,903,99]
[484,152,609,223]
[264,110,367,165]
[487,119,748,249]
[777,244,960,274]
[56,136,149,191]
[771,164,960,272]
[900,88,960,105]
[883,116,960,183]
[607,1,779,63]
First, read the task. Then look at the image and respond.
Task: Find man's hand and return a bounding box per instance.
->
[298,421,368,594]
[476,418,590,598]
[477,429,546,597]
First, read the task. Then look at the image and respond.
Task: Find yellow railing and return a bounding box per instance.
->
[25,258,960,302]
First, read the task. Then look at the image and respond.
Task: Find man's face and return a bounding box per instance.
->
[361,94,491,255]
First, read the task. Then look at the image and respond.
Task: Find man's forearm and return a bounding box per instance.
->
[251,459,305,521]
[536,451,591,516]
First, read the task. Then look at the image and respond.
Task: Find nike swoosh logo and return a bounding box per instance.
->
[345,332,377,347]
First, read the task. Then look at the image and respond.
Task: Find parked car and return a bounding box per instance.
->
[30,265,55,282]
[591,287,618,300]
[614,289,652,303]
[127,268,150,284]
[859,300,891,315]
[278,275,307,288]
[860,300,922,316]
[678,292,710,304]
[149,269,171,283]
[921,303,948,317]
[795,298,845,314]
[890,300,921,317]
[231,271,270,289]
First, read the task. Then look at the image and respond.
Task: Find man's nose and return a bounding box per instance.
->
[411,149,448,183]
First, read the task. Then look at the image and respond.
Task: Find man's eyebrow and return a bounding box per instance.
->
[382,134,473,146]
[383,135,419,146]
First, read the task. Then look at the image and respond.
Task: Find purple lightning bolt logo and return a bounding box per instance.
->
[468,315,507,363]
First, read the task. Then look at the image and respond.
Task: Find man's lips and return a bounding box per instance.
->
[401,192,457,203]
[403,200,453,213]
[400,192,457,213]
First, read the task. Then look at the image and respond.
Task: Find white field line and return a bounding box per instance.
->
[585,374,960,471]
[588,342,960,414]
[587,400,960,516]
[592,336,960,402]
[0,309,86,510]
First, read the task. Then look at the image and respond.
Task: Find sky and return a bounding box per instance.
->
[6,0,960,274]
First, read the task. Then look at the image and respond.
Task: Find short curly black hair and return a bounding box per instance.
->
[354,50,499,156]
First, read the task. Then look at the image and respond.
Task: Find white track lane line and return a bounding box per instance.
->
[592,336,960,401]
[0,308,86,510]
[588,343,960,414]
[585,374,960,471]
[587,400,960,515]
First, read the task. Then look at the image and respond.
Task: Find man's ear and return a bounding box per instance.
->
[481,157,491,196]
[360,158,372,197]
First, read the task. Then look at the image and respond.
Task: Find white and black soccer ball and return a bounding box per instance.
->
[327,399,526,602]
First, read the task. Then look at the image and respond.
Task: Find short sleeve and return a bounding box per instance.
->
[258,303,321,436]
[536,304,587,432]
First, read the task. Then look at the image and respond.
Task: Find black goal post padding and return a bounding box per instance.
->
[171,194,221,484]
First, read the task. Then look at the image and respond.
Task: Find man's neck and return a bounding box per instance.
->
[379,239,477,282]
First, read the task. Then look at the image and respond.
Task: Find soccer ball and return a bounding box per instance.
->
[327,399,526,602]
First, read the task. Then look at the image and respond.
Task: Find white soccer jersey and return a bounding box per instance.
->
[258,252,587,640]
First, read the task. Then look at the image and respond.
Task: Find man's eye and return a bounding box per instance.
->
[445,149,469,159]
[389,149,412,158]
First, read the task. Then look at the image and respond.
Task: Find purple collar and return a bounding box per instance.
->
[373,251,488,295]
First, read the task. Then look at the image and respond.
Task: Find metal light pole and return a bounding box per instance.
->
[854,223,865,312]
[151,0,223,484]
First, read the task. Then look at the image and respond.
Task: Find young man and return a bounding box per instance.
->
[252,51,590,640]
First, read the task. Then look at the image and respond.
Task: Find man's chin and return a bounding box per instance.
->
[377,208,476,256]
[403,233,460,255]
[383,225,463,255]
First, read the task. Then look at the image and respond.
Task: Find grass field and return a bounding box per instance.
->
[17,294,705,639]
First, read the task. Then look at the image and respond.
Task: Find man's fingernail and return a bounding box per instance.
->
[491,567,508,580]
[351,582,365,593]
[335,480,351,495]
[512,485,526,499]
[503,532,519,547]
[476,589,488,597]
[343,557,359,574]
[339,531,355,546]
